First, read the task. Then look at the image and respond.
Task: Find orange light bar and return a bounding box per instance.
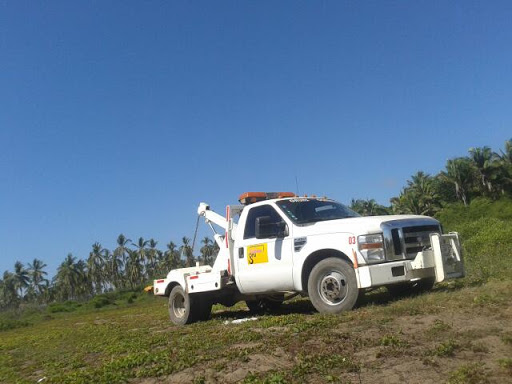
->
[238,192,296,205]
[239,192,267,205]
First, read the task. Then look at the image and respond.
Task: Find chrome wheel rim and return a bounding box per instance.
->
[172,293,186,318]
[318,270,348,306]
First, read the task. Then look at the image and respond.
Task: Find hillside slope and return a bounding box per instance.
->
[1,279,511,384]
[2,199,512,384]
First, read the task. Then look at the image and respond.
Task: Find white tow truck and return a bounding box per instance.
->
[154,192,464,325]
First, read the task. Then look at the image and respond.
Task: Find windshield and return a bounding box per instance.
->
[275,198,360,224]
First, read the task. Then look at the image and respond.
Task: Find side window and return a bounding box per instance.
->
[244,205,283,239]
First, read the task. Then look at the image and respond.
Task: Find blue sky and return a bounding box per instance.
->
[1,1,511,277]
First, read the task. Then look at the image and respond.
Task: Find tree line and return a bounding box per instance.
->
[350,138,512,216]
[0,235,219,309]
[1,138,510,310]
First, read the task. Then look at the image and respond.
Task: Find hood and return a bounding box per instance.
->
[293,215,439,236]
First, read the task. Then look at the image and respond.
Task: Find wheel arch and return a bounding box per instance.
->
[165,281,181,297]
[301,249,353,293]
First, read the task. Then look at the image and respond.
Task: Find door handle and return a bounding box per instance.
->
[238,248,244,258]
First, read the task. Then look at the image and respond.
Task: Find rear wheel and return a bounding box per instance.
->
[196,296,213,321]
[308,257,358,314]
[168,285,211,325]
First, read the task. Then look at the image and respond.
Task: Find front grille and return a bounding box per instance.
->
[382,220,441,261]
[402,225,440,258]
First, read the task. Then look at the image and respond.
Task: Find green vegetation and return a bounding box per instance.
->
[2,199,511,383]
[427,339,459,357]
[435,197,512,282]
[447,363,490,384]
[1,139,511,383]
[1,279,510,383]
[1,138,510,311]
[0,235,219,310]
[350,138,512,216]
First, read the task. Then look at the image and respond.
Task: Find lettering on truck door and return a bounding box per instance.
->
[235,204,294,293]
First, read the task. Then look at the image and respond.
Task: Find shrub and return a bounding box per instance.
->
[47,301,81,313]
[436,198,512,281]
[0,318,30,331]
[447,363,489,384]
[89,294,116,309]
[458,218,512,281]
[436,197,512,231]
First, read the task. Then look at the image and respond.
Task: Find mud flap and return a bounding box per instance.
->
[430,233,465,283]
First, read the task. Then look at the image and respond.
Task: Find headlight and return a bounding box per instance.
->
[358,234,385,263]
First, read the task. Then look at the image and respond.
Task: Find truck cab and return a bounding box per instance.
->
[154,192,464,325]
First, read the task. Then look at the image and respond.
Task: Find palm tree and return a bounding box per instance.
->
[113,234,130,288]
[500,139,512,164]
[469,146,499,195]
[180,237,194,267]
[75,259,90,298]
[27,258,49,301]
[200,237,214,265]
[125,250,142,288]
[351,199,389,216]
[87,242,106,294]
[146,239,159,279]
[406,171,441,216]
[0,275,5,308]
[163,241,180,272]
[391,190,422,215]
[440,158,475,206]
[103,250,114,290]
[13,261,30,299]
[0,271,18,308]
[212,241,220,261]
[498,139,512,194]
[132,237,150,278]
[390,195,406,214]
[349,199,365,215]
[54,254,81,300]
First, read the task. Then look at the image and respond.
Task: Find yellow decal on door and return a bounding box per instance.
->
[247,243,268,264]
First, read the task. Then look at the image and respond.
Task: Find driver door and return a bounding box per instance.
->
[235,204,294,293]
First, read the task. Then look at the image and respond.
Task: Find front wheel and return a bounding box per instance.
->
[308,257,359,314]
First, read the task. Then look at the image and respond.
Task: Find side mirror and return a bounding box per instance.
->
[255,216,288,239]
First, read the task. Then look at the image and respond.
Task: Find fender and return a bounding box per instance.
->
[291,231,364,291]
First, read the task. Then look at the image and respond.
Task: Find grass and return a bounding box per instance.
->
[1,279,511,383]
[436,197,512,282]
[1,198,512,383]
[447,363,490,384]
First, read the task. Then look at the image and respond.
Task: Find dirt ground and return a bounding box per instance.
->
[131,295,512,384]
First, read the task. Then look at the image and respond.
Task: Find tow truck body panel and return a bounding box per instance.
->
[154,192,464,324]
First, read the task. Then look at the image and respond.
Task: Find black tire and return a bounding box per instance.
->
[168,285,210,325]
[307,257,359,314]
[246,294,284,314]
[196,296,213,321]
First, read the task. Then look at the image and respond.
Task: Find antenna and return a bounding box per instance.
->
[295,175,300,196]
